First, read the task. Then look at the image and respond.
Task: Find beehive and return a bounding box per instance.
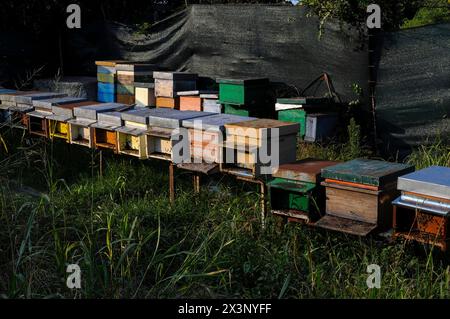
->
[317,159,415,236]
[68,103,130,147]
[182,114,253,163]
[134,82,156,107]
[47,101,99,142]
[147,108,211,161]
[268,159,339,223]
[153,72,198,98]
[201,93,221,113]
[221,119,299,177]
[217,78,269,106]
[116,108,154,159]
[96,60,127,102]
[27,97,87,138]
[178,90,218,112]
[91,111,124,152]
[156,97,180,109]
[276,97,334,139]
[393,166,450,251]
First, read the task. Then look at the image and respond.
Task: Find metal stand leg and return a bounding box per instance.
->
[99,150,103,178]
[169,162,175,204]
[259,180,266,229]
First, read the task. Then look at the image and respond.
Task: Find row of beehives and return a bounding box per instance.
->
[1,85,449,252]
[0,88,300,174]
[95,61,338,143]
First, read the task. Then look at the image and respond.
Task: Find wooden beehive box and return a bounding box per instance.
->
[392,166,450,251]
[91,111,124,152]
[217,78,269,106]
[201,93,221,113]
[27,97,87,138]
[69,103,130,148]
[316,159,415,236]
[268,159,340,223]
[304,113,338,142]
[182,113,253,163]
[147,108,211,161]
[135,82,156,107]
[96,60,128,103]
[48,101,99,142]
[153,72,198,98]
[156,97,180,109]
[178,90,218,112]
[116,108,153,159]
[221,119,299,178]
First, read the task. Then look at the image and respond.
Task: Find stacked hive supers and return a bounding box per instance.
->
[116,63,156,105]
[182,113,254,163]
[218,78,270,118]
[221,119,299,177]
[317,159,415,236]
[276,97,337,141]
[96,61,126,103]
[393,166,450,251]
[154,72,198,109]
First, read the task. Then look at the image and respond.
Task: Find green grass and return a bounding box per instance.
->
[0,124,449,299]
[402,1,450,29]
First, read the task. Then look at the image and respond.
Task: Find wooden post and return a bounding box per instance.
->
[193,174,201,194]
[169,162,175,204]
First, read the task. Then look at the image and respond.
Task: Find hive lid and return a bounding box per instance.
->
[177,90,217,96]
[225,118,300,138]
[0,91,39,103]
[216,78,269,86]
[121,108,155,124]
[267,178,316,193]
[96,111,124,126]
[27,110,52,119]
[95,60,128,67]
[0,88,16,94]
[67,118,96,127]
[276,97,330,105]
[116,63,158,72]
[52,101,100,117]
[134,82,155,89]
[33,97,87,108]
[321,158,414,187]
[74,103,129,120]
[15,92,67,105]
[46,114,72,122]
[397,166,450,200]
[148,109,212,129]
[200,93,219,99]
[116,126,147,136]
[272,158,341,184]
[182,114,254,132]
[153,72,198,81]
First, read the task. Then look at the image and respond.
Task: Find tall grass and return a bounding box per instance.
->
[0,130,449,299]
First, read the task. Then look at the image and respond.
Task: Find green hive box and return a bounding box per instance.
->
[268,178,316,213]
[223,103,269,118]
[217,78,269,106]
[278,109,306,138]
